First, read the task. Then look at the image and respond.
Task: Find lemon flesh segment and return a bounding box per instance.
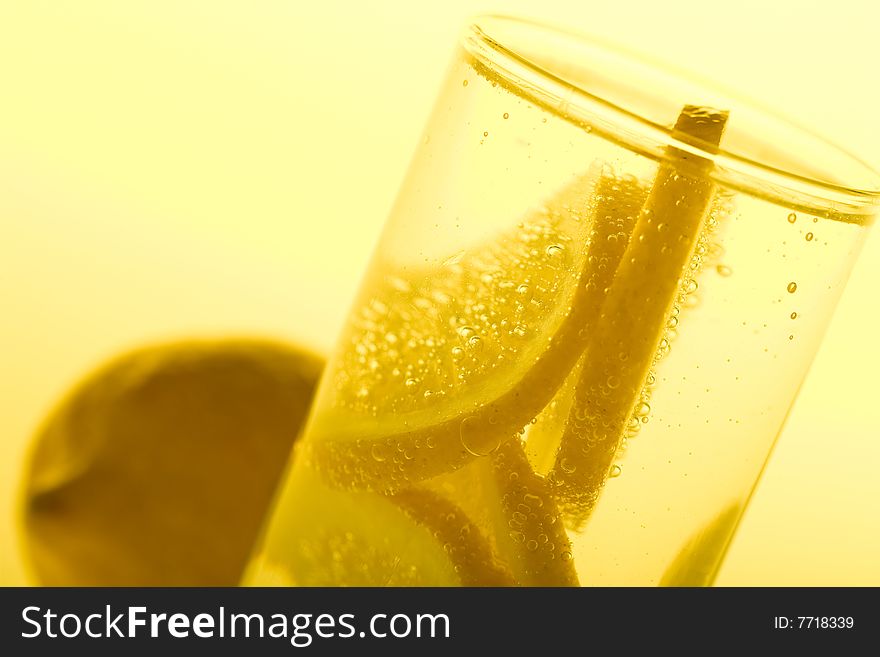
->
[311,168,649,494]
[551,106,729,522]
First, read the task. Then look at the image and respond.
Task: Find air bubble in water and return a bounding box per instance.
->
[460,416,501,456]
[657,338,670,358]
[523,493,543,508]
[371,444,387,462]
[609,464,622,478]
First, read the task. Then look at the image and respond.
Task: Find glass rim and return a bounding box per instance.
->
[462,15,880,223]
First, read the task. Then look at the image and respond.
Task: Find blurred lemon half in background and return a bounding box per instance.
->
[20,339,322,586]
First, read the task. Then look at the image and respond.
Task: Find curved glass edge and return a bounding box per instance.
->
[463,17,880,226]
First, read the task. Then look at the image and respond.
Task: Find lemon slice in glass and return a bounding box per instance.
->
[308,167,648,493]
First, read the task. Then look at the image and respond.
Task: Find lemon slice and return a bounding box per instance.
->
[247,461,460,585]
[247,458,516,586]
[403,438,576,586]
[309,167,648,494]
[551,106,729,522]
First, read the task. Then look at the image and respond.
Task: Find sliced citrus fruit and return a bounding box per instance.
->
[249,458,519,586]
[550,106,729,522]
[490,439,579,586]
[308,166,648,494]
[410,439,577,586]
[247,461,461,586]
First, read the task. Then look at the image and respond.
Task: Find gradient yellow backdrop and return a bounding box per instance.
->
[1,1,877,585]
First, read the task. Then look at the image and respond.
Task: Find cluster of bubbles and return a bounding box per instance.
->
[492,448,565,573]
[333,209,585,418]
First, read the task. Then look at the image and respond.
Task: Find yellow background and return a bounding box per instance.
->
[1,1,877,585]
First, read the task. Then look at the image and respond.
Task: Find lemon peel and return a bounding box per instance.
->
[550,106,729,522]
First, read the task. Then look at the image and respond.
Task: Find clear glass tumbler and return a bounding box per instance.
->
[246,16,879,586]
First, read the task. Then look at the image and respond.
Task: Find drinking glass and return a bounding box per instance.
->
[246,15,879,586]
